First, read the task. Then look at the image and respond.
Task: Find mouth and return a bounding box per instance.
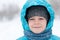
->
[32,27,41,28]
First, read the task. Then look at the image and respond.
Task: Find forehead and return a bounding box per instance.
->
[29,16,45,18]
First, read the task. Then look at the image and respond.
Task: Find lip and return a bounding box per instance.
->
[32,27,40,28]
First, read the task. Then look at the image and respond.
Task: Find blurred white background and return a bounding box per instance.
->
[0,0,60,40]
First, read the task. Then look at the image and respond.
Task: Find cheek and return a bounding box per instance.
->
[41,20,47,27]
[28,21,33,27]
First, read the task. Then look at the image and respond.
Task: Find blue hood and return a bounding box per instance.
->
[20,0,54,31]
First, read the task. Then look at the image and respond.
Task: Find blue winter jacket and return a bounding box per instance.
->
[17,0,60,40]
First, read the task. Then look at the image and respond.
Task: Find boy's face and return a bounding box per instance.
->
[28,16,47,34]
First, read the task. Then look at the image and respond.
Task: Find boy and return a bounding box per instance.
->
[17,0,60,40]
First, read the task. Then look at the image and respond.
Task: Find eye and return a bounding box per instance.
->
[29,18,35,20]
[39,18,44,20]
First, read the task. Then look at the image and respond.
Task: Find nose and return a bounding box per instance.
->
[34,19,40,25]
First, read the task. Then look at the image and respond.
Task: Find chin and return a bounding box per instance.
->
[32,31,42,34]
